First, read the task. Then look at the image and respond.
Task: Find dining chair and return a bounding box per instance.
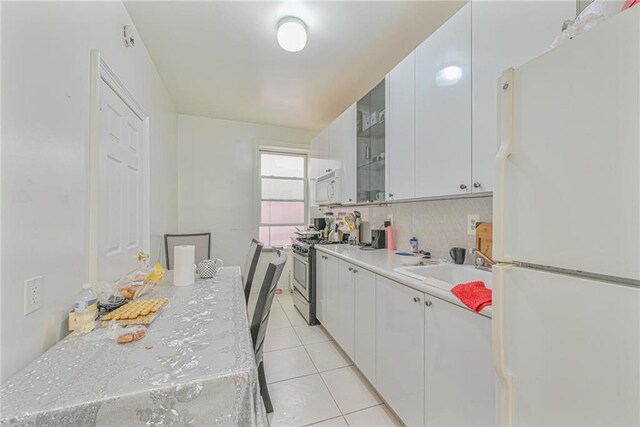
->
[243,239,264,303]
[250,250,287,414]
[164,233,211,270]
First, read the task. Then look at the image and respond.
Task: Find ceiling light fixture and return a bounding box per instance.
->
[277,17,307,52]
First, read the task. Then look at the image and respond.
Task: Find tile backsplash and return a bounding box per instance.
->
[312,196,493,264]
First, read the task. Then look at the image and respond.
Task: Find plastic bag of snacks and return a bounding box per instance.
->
[107,320,147,344]
[116,263,165,300]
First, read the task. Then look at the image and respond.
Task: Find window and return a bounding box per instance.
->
[259,151,307,247]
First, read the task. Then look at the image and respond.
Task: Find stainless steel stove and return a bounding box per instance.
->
[291,236,345,325]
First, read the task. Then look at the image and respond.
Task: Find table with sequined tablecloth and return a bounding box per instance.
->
[1,266,267,426]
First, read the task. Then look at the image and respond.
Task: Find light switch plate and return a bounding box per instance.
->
[24,276,43,315]
[467,214,480,235]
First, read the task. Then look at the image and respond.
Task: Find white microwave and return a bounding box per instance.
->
[316,170,342,205]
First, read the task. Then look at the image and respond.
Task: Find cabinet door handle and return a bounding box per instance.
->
[460,184,467,190]
[413,296,420,303]
[353,269,358,274]
[473,182,481,189]
[425,300,432,307]
[348,267,353,272]
[389,193,394,198]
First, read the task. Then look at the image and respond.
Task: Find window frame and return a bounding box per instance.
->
[258,148,308,248]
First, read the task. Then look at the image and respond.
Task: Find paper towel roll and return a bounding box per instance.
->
[174,245,195,286]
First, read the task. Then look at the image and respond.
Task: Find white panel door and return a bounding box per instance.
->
[335,260,355,359]
[424,296,495,426]
[388,52,415,201]
[499,267,639,425]
[376,277,424,427]
[98,81,144,282]
[415,3,471,198]
[471,0,575,193]
[499,8,640,280]
[354,267,376,384]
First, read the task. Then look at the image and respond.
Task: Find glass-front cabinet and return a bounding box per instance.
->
[356,79,386,203]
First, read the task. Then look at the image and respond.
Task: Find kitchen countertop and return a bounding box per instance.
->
[315,245,492,318]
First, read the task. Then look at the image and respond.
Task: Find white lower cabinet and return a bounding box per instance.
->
[376,276,425,427]
[315,253,327,323]
[354,267,376,384]
[333,260,355,359]
[318,252,496,426]
[424,296,495,426]
[323,255,340,339]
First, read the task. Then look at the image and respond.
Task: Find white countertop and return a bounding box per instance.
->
[315,245,492,318]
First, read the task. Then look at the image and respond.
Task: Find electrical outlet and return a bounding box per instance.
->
[387,214,393,225]
[24,276,43,315]
[467,214,480,235]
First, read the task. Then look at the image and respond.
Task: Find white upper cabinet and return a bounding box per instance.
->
[415,3,472,198]
[471,0,576,193]
[329,105,357,204]
[387,52,415,201]
[310,128,329,180]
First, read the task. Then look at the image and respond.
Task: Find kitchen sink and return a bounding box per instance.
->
[394,264,492,291]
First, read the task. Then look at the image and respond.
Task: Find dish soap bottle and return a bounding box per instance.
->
[74,283,98,333]
[385,220,395,252]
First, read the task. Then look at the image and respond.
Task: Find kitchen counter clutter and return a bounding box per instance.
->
[314,244,496,426]
[315,244,492,318]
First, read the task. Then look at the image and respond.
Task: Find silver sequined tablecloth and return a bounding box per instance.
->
[1,267,267,427]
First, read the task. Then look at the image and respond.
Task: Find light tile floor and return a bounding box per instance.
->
[251,290,402,427]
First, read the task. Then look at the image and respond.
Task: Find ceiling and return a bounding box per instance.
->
[124,1,466,131]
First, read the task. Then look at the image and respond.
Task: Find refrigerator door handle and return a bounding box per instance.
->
[493,263,514,426]
[494,68,515,262]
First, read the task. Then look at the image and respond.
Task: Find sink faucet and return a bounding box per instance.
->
[469,248,496,271]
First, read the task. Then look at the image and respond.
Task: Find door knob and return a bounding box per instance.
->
[413,296,420,303]
[473,182,481,189]
[425,300,432,307]
[459,184,467,190]
[348,267,353,271]
[353,269,358,274]
[389,193,394,198]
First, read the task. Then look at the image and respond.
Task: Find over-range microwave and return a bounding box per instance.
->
[316,170,342,205]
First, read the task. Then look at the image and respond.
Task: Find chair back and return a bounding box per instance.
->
[243,239,264,302]
[164,233,211,270]
[250,251,287,363]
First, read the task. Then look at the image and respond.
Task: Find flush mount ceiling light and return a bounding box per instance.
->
[277,17,307,52]
[435,65,463,86]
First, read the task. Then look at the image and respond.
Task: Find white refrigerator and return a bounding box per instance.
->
[493,6,640,426]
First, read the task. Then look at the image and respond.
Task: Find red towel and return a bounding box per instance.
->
[451,281,492,312]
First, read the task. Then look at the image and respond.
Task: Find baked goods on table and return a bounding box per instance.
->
[102,298,168,326]
[117,263,165,300]
[116,326,147,344]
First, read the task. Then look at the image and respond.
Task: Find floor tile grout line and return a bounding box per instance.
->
[266,370,319,386]
[301,415,346,427]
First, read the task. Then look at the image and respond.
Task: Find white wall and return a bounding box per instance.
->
[177,115,315,267]
[1,1,178,381]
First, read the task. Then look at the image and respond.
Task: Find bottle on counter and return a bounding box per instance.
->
[410,237,419,253]
[74,283,98,333]
[385,220,395,252]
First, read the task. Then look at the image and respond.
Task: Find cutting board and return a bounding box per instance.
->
[475,223,493,267]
